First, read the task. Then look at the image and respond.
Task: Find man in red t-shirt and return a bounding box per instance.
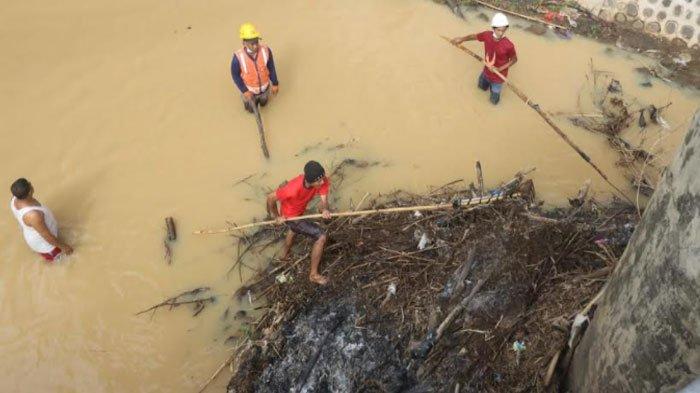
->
[450,13,518,105]
[266,161,331,285]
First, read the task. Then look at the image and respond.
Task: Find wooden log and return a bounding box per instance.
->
[475,161,484,196]
[436,278,486,341]
[165,217,177,242]
[439,249,475,301]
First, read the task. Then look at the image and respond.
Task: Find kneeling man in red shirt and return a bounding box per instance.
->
[266,161,331,285]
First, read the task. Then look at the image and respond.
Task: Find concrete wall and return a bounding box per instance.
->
[578,0,700,48]
[567,110,700,392]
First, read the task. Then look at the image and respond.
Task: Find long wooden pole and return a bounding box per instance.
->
[441,36,634,204]
[252,102,270,159]
[193,193,511,235]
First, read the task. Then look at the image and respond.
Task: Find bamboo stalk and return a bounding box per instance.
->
[252,103,270,159]
[441,36,634,204]
[472,0,568,30]
[194,193,512,235]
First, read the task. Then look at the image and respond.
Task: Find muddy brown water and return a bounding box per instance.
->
[0,0,697,392]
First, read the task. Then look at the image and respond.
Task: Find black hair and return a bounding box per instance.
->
[304,161,325,183]
[11,178,31,199]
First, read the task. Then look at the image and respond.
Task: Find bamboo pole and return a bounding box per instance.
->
[193,193,512,235]
[252,102,270,159]
[441,36,634,204]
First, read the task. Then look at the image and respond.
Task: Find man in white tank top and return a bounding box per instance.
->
[10,178,73,262]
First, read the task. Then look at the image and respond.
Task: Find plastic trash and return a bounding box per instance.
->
[607,79,622,93]
[656,114,670,129]
[413,229,423,241]
[568,314,590,348]
[418,233,430,250]
[379,282,398,309]
[512,340,526,352]
[411,329,437,359]
[512,340,526,365]
[276,273,293,284]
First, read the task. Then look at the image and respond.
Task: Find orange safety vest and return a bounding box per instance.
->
[235,45,271,94]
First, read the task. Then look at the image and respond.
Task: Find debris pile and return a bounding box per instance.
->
[222,169,638,392]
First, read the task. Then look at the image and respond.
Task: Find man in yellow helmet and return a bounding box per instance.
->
[231,23,279,113]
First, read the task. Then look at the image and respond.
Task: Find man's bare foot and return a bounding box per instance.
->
[278,254,292,262]
[309,274,329,285]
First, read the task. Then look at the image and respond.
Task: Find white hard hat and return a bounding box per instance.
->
[491,13,509,28]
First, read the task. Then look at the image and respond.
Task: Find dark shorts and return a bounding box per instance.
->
[285,220,324,240]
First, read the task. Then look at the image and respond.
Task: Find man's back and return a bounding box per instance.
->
[10,196,59,253]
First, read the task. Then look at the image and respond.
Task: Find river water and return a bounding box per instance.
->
[0,0,697,392]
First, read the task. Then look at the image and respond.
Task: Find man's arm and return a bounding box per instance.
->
[498,54,517,73]
[230,56,249,94]
[319,195,331,219]
[450,33,478,45]
[23,211,73,254]
[266,192,285,223]
[266,49,279,86]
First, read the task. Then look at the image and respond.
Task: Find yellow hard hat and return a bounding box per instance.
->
[239,23,260,40]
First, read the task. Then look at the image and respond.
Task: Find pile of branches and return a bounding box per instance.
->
[135,287,216,318]
[223,170,638,392]
[566,62,673,199]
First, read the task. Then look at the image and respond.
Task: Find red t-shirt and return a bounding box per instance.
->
[275,174,330,218]
[476,31,516,84]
